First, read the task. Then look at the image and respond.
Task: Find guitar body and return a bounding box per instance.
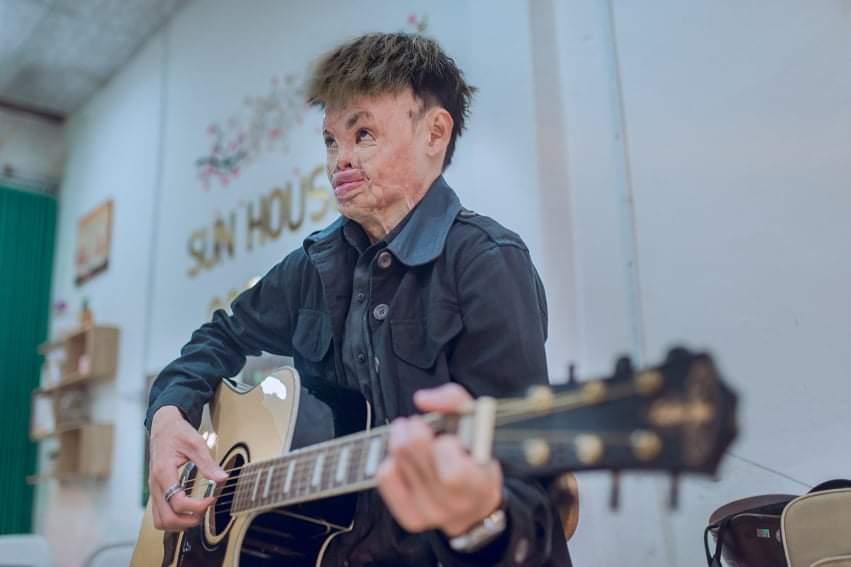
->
[132,369,369,567]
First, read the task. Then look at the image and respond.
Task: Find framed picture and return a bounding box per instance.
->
[75,200,113,286]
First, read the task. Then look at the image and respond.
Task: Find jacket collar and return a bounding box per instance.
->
[304,175,461,267]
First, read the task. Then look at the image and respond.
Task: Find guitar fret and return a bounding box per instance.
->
[296,454,316,496]
[359,439,369,479]
[290,455,310,496]
[263,465,274,499]
[312,452,325,487]
[336,445,351,483]
[346,443,359,483]
[283,458,295,494]
[319,451,330,491]
[365,435,383,477]
[354,438,369,483]
[326,448,339,488]
[251,468,262,501]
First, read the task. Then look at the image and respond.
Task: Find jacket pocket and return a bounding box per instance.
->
[390,311,463,369]
[292,308,332,362]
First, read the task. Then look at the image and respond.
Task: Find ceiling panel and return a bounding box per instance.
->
[0,0,184,117]
[0,0,50,86]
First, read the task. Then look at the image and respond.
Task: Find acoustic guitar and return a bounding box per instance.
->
[132,347,737,566]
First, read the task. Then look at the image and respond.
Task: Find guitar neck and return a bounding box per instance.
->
[229,349,738,515]
[231,421,408,515]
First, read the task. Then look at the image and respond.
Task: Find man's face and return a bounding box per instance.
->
[322,89,430,226]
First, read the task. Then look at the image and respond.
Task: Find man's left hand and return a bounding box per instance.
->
[376,383,503,537]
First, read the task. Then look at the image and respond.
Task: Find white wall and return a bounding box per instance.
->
[41,1,851,565]
[555,1,851,565]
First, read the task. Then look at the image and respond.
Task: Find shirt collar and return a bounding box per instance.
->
[340,204,412,254]
[304,175,462,267]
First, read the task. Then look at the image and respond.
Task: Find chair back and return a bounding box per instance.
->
[0,534,53,567]
[783,488,851,567]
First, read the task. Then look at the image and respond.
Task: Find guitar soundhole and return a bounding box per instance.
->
[208,453,244,537]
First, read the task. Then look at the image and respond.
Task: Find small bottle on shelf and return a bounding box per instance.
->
[80,298,93,328]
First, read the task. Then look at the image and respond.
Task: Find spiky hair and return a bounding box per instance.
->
[306,32,476,170]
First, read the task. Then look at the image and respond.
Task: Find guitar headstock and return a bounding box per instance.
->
[459,347,738,480]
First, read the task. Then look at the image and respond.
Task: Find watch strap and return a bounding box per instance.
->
[448,507,507,553]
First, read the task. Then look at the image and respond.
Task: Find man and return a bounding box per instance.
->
[147,32,572,566]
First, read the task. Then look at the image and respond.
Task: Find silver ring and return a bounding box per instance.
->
[164,483,184,503]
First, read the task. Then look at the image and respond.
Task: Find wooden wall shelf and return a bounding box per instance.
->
[28,424,113,483]
[31,325,119,481]
[34,372,111,395]
[31,421,102,440]
[38,325,119,387]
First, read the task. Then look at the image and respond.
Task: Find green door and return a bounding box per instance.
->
[0,185,57,534]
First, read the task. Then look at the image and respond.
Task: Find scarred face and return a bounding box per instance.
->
[322,88,437,238]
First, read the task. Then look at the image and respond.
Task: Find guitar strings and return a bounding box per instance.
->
[198,429,646,516]
[176,414,461,495]
[191,424,647,510]
[175,427,391,493]
[174,410,455,493]
[161,385,657,519]
[174,386,637,500]
[171,382,642,498]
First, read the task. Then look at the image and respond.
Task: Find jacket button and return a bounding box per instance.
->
[356,291,366,302]
[376,250,393,269]
[372,304,389,321]
[357,352,366,363]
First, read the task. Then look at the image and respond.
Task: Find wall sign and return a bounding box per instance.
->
[187,165,331,278]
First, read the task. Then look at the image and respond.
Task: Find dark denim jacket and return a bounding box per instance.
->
[147,177,571,566]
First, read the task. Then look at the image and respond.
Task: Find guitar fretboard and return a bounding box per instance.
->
[230,424,396,515]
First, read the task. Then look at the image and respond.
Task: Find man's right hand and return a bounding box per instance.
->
[148,406,229,531]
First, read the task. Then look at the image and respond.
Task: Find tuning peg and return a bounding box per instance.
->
[614,355,633,378]
[574,434,605,465]
[523,438,551,467]
[630,430,663,461]
[609,470,621,511]
[668,472,680,510]
[526,385,554,411]
[567,363,578,386]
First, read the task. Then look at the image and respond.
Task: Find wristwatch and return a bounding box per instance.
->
[448,506,507,553]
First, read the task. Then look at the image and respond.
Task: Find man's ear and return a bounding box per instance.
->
[425,108,454,160]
